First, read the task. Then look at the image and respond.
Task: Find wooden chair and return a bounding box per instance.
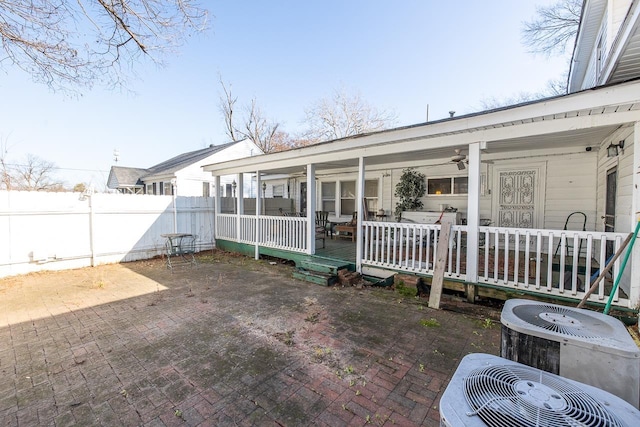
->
[315,211,328,248]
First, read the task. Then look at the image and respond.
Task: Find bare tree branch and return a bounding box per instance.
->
[218,77,238,142]
[302,88,396,143]
[0,1,209,91]
[521,0,582,57]
[0,153,64,191]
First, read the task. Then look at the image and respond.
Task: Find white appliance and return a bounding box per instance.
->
[440,353,640,427]
[400,210,461,224]
[501,299,640,408]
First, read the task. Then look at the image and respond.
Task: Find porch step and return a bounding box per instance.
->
[361,266,396,287]
[298,258,352,275]
[293,269,337,286]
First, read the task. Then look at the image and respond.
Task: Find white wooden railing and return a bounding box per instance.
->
[216,213,308,253]
[477,226,628,305]
[217,214,633,308]
[362,221,467,280]
[259,215,307,252]
[361,221,632,308]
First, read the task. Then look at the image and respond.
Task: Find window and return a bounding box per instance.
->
[428,177,468,195]
[164,182,173,196]
[364,180,378,216]
[327,179,379,216]
[203,182,210,197]
[273,184,284,198]
[321,182,336,213]
[146,184,153,194]
[341,181,356,214]
[225,184,232,197]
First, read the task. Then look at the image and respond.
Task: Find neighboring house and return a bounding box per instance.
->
[201,1,640,311]
[107,139,262,197]
[569,0,640,92]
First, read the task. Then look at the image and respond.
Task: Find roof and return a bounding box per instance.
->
[107,141,239,189]
[202,78,640,176]
[569,0,640,92]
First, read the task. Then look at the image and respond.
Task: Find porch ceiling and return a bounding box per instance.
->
[265,125,621,176]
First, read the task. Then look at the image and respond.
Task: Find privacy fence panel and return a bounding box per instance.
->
[0,191,215,278]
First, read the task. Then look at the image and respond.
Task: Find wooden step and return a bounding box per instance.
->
[293,269,337,286]
[299,258,352,275]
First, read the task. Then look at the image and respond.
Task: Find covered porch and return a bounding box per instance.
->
[206,80,640,311]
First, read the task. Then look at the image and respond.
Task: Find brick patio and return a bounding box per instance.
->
[0,251,501,426]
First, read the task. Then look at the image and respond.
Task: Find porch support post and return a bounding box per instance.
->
[255,171,262,260]
[465,141,483,288]
[631,122,640,310]
[236,173,244,241]
[214,175,221,241]
[307,164,317,254]
[356,157,365,272]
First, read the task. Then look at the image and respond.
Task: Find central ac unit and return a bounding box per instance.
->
[500,299,640,409]
[440,353,640,427]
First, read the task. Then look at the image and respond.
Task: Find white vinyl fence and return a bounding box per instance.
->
[0,191,215,278]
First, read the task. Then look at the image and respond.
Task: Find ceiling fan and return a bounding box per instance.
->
[450,149,468,170]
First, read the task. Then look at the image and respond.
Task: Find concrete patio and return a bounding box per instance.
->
[0,250,501,426]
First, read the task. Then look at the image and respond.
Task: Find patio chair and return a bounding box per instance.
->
[315,210,333,239]
[315,211,327,248]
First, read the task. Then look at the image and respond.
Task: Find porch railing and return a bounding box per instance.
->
[217,214,632,308]
[362,221,466,280]
[216,213,307,253]
[477,226,628,305]
[362,221,631,308]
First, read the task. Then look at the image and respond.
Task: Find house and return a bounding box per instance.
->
[569,0,640,92]
[201,3,640,312]
[107,139,262,197]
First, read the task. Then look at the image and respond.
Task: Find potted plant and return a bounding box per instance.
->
[394,168,426,221]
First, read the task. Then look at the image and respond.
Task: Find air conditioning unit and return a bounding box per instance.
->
[440,353,640,427]
[500,299,640,409]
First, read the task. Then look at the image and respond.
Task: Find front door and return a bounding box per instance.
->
[604,167,617,256]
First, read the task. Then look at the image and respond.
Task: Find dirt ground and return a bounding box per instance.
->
[0,250,502,426]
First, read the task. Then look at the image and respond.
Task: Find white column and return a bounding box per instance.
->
[236,173,244,241]
[465,142,483,284]
[214,175,221,241]
[631,122,640,310]
[356,157,365,272]
[307,164,316,254]
[255,171,261,259]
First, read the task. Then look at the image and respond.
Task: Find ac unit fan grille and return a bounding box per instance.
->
[463,364,625,427]
[512,304,613,339]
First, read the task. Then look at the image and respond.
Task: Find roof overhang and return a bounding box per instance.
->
[203,79,640,177]
[568,0,607,92]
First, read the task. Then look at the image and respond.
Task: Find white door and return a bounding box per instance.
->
[493,164,546,229]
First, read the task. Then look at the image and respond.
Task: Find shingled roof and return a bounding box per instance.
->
[107,141,238,189]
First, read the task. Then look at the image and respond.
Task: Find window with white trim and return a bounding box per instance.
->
[427,176,468,195]
[272,184,284,198]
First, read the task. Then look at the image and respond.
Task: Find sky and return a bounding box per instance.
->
[0,1,570,190]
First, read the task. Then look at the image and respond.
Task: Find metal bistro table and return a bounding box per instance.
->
[161,233,197,271]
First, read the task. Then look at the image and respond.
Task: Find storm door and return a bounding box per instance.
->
[604,167,617,257]
[495,168,540,228]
